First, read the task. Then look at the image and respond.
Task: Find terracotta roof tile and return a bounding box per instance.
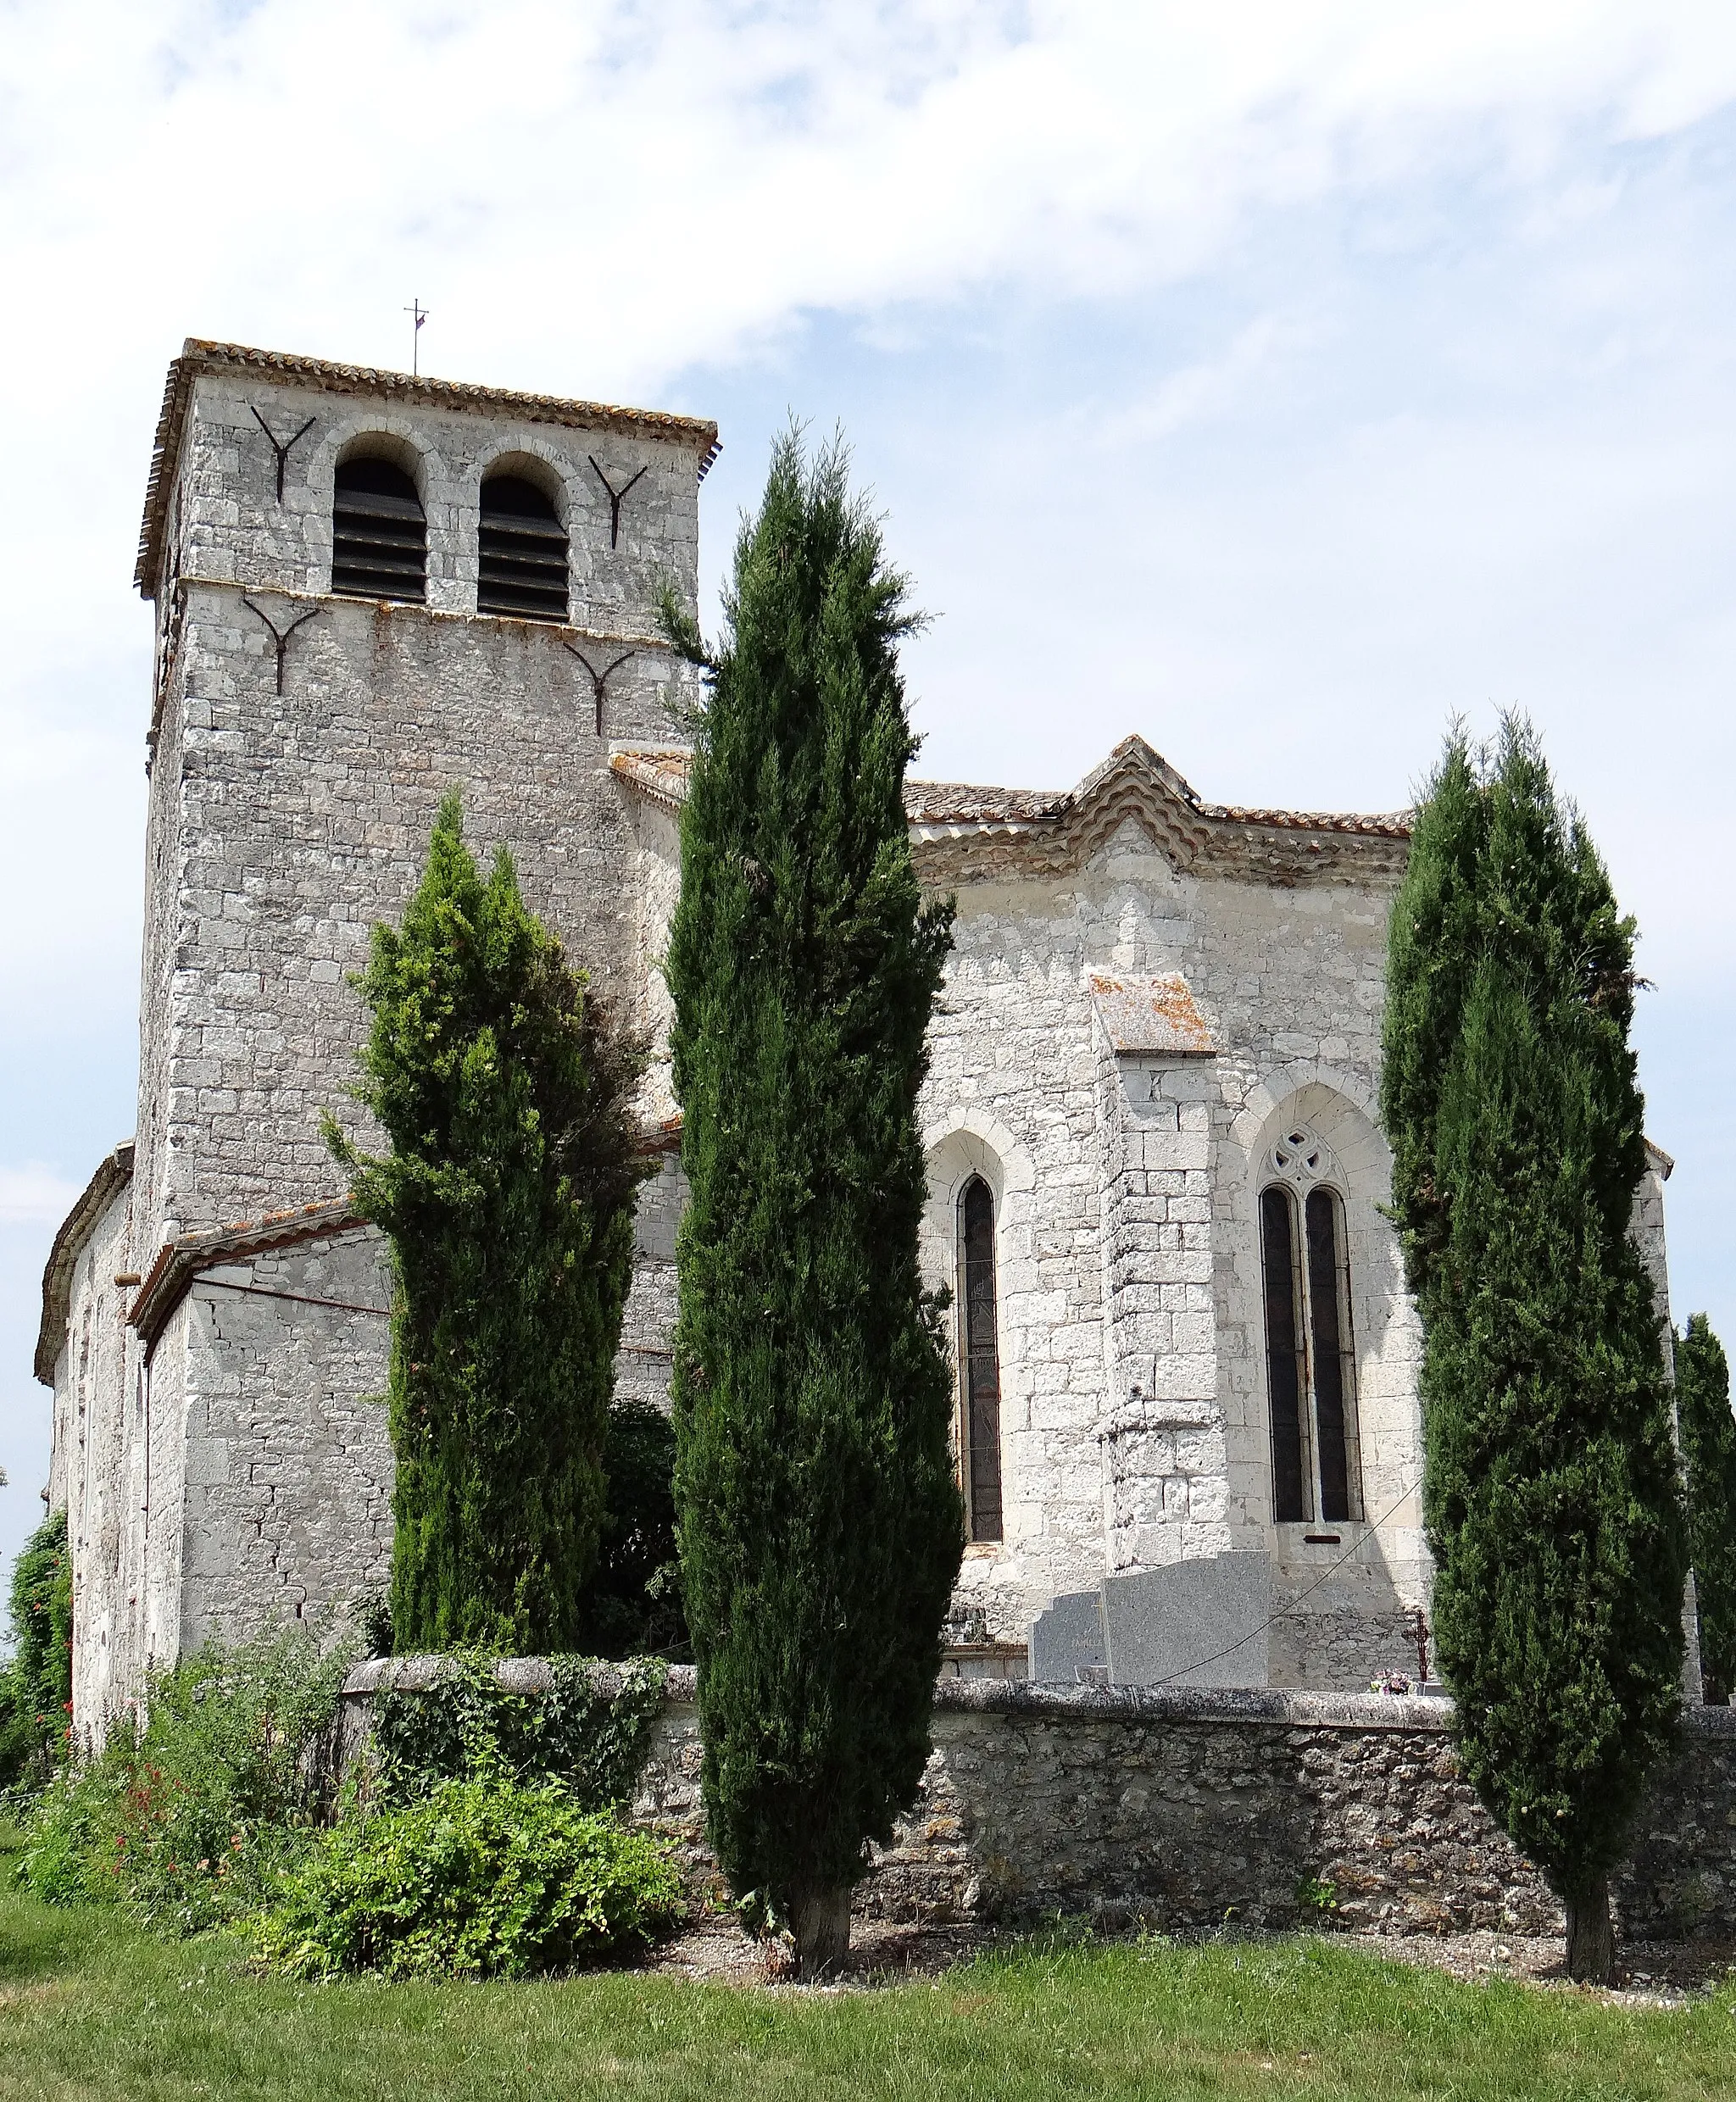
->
[136,340,721,596]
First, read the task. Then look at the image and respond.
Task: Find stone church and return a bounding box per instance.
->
[35,340,1680,1729]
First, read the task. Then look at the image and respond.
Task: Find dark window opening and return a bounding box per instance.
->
[1305,1187,1355,1523]
[960,1175,1004,1543]
[332,458,426,603]
[479,474,568,623]
[1260,1179,1361,1525]
[1260,1185,1308,1523]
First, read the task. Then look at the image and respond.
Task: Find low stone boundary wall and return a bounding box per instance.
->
[339,1664,1736,1941]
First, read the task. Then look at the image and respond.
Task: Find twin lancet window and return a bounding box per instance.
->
[330,463,570,623]
[959,1176,1004,1543]
[1259,1128,1361,1525]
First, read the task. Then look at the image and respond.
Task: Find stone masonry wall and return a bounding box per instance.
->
[136,365,705,1255]
[903,820,1427,1665]
[171,1227,393,1662]
[53,1180,137,1730]
[339,1668,1736,1943]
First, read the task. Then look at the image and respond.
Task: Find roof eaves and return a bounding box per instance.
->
[128,1197,367,1354]
[35,1143,136,1386]
[136,340,721,598]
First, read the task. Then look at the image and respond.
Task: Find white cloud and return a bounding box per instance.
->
[0,1167,81,1229]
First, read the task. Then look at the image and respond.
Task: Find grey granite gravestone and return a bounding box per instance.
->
[1027,1588,1109,1685]
[1099,1549,1271,1688]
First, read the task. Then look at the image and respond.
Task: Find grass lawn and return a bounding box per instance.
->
[3,1866,1734,2100]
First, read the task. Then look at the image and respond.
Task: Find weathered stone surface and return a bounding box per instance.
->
[336,1670,1736,1941]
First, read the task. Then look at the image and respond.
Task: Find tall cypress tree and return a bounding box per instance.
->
[662,430,962,1975]
[1382,720,1687,1982]
[330,794,645,1654]
[1678,1315,1736,1704]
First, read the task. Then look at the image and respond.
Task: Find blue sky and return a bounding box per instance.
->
[2,3,1733,1575]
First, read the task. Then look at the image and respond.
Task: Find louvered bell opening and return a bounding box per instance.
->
[332,459,426,603]
[479,475,568,624]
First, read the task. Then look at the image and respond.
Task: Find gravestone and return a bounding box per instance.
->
[1028,1588,1109,1684]
[1099,1549,1271,1688]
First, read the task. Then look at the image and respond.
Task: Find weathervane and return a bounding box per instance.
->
[404,298,429,375]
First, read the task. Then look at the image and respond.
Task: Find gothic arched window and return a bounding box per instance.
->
[1258,1127,1361,1525]
[479,473,569,623]
[959,1175,1004,1543]
[332,456,426,603]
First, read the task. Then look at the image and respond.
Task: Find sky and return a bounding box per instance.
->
[2,1,1733,1576]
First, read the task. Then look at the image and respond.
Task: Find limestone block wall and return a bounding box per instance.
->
[915,820,1425,1677]
[153,1227,392,1682]
[1097,1045,1227,1574]
[135,364,706,1256]
[617,1154,683,1413]
[50,1181,138,1729]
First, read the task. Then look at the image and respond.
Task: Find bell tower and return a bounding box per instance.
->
[131,340,717,1254]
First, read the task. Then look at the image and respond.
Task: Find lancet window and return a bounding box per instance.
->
[1258,1127,1361,1525]
[959,1175,1004,1543]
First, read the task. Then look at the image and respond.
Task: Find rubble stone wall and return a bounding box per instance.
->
[338,1669,1736,1940]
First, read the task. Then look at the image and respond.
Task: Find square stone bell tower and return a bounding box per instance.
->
[134,339,718,1253]
[47,343,716,1724]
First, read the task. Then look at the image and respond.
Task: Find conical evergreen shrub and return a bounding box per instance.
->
[662,430,962,1974]
[1382,720,1687,1982]
[330,794,645,1654]
[1677,1315,1736,1704]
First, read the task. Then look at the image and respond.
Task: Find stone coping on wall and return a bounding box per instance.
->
[338,1655,1736,1740]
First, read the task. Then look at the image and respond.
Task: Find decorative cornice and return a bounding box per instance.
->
[35,1143,134,1386]
[137,339,721,598]
[611,736,1414,889]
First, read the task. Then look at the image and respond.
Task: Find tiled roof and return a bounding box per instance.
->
[136,340,721,595]
[610,738,1414,885]
[128,1198,368,1352]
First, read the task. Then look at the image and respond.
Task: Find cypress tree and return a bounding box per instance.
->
[1382,720,1687,1982]
[662,430,962,1975]
[1677,1315,1736,1704]
[0,1508,72,1785]
[330,794,645,1654]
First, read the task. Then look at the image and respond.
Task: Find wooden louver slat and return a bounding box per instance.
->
[479,475,567,624]
[331,459,426,604]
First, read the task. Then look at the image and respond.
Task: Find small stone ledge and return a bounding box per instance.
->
[932,1677,1455,1730]
[338,1655,1734,1739]
[340,1654,698,1701]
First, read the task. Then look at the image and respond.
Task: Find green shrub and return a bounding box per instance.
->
[17,1629,350,1933]
[264,1778,681,1977]
[0,1510,74,1792]
[368,1652,666,1811]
